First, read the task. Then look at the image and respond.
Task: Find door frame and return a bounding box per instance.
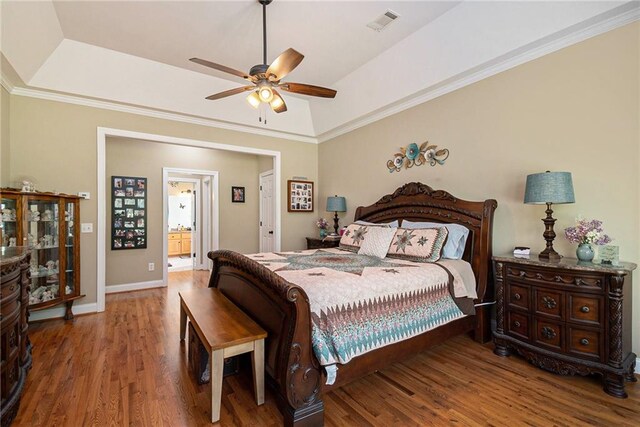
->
[259,169,275,252]
[97,127,281,312]
[165,174,203,272]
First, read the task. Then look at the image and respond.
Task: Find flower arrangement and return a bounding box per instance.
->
[316,218,329,230]
[564,219,612,246]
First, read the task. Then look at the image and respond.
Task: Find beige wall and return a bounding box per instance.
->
[8,96,318,305]
[0,87,9,185]
[106,137,264,286]
[319,23,640,352]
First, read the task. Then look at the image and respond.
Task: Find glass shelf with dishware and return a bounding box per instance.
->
[1,188,84,319]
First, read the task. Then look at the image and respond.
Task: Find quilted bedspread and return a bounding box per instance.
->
[245,248,470,367]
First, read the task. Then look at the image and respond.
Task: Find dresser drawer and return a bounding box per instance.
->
[534,288,563,320]
[506,311,530,341]
[1,319,20,364]
[507,283,530,311]
[0,354,20,401]
[168,233,181,240]
[568,294,602,326]
[506,264,604,290]
[533,319,563,351]
[568,326,602,361]
[0,279,20,305]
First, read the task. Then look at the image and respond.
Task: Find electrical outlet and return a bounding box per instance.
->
[81,223,93,233]
[148,262,155,271]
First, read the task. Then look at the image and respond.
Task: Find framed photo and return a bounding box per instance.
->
[232,186,245,203]
[112,175,147,250]
[287,180,314,212]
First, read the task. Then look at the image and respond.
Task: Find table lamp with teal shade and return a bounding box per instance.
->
[524,171,575,261]
[326,196,347,235]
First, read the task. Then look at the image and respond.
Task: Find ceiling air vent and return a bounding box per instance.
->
[366,10,400,32]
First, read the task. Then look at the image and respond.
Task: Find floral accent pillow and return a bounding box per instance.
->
[339,223,369,252]
[386,227,448,262]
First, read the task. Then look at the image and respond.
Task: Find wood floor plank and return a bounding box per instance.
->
[12,270,639,426]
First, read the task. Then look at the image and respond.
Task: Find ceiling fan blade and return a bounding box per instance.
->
[190,58,252,81]
[279,82,337,98]
[266,48,304,82]
[270,89,287,113]
[205,86,255,100]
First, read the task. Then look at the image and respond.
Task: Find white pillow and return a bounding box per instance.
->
[355,219,399,227]
[401,220,470,260]
[358,226,397,259]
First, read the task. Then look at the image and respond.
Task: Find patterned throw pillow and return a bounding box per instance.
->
[358,226,397,259]
[387,227,448,262]
[339,223,369,252]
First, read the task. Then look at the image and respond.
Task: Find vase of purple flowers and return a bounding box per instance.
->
[564,219,612,262]
[316,218,329,238]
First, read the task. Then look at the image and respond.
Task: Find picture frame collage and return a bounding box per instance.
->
[112,176,147,250]
[287,180,314,212]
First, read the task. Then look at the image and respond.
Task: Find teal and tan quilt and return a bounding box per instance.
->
[245,248,472,367]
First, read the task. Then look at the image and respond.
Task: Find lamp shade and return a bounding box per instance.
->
[326,196,346,212]
[524,171,575,204]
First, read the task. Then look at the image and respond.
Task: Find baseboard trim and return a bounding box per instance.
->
[29,302,98,322]
[105,279,165,294]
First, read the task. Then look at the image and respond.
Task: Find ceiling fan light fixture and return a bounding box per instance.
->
[258,85,274,103]
[247,91,261,108]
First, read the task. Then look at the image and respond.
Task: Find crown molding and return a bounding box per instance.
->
[6,84,319,144]
[316,4,640,143]
[0,73,15,93]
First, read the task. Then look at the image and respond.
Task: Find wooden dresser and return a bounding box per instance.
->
[1,247,32,426]
[493,254,637,398]
[306,237,340,250]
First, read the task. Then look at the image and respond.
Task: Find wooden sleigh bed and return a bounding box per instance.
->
[207,182,497,426]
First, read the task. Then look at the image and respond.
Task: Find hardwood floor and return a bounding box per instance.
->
[13,270,640,426]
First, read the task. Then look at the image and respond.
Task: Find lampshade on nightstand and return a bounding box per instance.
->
[326,196,346,235]
[524,171,575,261]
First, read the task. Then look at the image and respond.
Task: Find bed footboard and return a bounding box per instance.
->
[208,250,324,426]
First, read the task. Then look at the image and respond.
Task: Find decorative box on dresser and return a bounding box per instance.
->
[492,254,637,398]
[1,247,31,426]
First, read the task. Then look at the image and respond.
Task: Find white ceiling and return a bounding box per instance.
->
[1,1,638,142]
[52,0,460,88]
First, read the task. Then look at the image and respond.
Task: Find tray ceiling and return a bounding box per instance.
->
[1,1,637,142]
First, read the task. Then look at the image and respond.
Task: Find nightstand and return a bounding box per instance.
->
[492,254,637,398]
[306,237,340,250]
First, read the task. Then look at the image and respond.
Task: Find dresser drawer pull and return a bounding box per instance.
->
[9,284,16,292]
[580,306,590,313]
[542,296,557,309]
[580,338,590,346]
[541,326,556,340]
[514,321,521,328]
[513,293,522,301]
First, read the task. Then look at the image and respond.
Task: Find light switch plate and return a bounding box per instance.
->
[78,192,90,199]
[81,223,93,233]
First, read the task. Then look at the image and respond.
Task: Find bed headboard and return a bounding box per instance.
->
[354,182,497,305]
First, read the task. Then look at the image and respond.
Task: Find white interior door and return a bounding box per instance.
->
[259,170,275,252]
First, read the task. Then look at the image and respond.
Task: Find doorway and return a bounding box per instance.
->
[259,170,275,252]
[163,167,219,281]
[167,178,198,272]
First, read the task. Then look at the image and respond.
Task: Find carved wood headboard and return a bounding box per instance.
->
[353,182,497,303]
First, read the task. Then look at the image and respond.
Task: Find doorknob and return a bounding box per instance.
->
[268,231,274,234]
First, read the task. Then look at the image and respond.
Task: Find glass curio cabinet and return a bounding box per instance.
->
[1,188,83,319]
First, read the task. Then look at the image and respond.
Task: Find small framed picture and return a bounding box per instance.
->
[288,180,313,212]
[232,186,245,203]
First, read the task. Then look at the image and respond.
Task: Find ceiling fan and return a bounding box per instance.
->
[190,0,337,115]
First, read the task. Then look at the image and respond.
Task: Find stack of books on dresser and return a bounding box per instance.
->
[322,234,341,242]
